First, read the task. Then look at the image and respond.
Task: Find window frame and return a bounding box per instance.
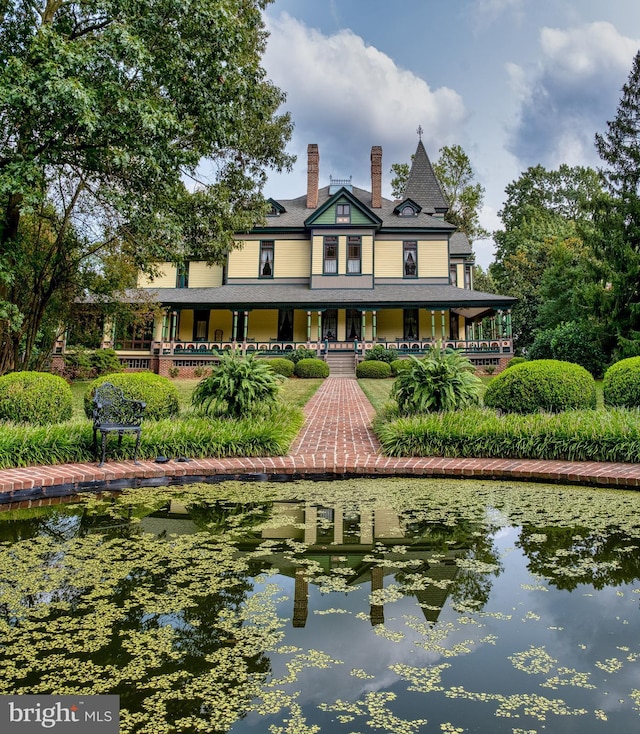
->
[176,262,189,288]
[259,240,274,279]
[323,236,338,274]
[347,235,361,274]
[403,241,418,278]
[450,264,458,287]
[403,308,419,340]
[336,203,351,224]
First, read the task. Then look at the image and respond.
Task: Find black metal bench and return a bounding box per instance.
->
[92,382,146,467]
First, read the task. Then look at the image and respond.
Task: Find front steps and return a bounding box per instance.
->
[325,353,357,377]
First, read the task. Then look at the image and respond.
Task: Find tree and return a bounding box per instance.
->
[433,144,489,242]
[490,165,606,354]
[0,0,293,373]
[389,162,410,199]
[593,49,640,358]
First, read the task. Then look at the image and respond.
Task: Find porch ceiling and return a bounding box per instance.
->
[124,284,516,311]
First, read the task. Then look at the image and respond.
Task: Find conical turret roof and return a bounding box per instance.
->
[403,140,449,214]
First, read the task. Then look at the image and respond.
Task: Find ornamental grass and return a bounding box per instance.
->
[0,403,304,469]
[374,406,640,463]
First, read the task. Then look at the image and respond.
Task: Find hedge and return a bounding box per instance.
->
[603,356,640,408]
[356,360,392,379]
[84,372,180,420]
[294,358,330,378]
[483,359,596,413]
[263,357,295,377]
[0,371,73,425]
[390,359,412,376]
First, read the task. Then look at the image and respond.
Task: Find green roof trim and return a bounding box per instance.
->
[304,186,383,228]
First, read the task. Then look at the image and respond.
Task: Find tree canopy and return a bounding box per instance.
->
[0,0,293,372]
[593,49,640,358]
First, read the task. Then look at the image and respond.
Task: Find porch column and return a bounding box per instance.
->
[162,312,169,341]
[430,310,436,339]
[307,311,312,342]
[170,311,178,341]
[317,311,322,342]
[243,310,249,341]
[232,311,238,341]
[372,310,377,340]
[440,310,446,341]
[361,311,366,342]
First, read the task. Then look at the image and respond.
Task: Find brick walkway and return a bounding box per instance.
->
[1,377,640,505]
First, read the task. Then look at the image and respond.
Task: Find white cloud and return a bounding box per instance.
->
[263,13,467,195]
[508,22,640,168]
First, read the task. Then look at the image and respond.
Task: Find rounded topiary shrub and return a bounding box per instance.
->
[363,344,398,364]
[356,360,392,379]
[84,372,179,420]
[504,356,526,369]
[390,359,412,376]
[294,358,330,378]
[483,359,596,414]
[264,357,295,378]
[603,356,640,408]
[0,371,73,425]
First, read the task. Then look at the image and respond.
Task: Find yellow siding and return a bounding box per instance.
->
[275,240,311,277]
[418,240,449,277]
[311,235,324,275]
[293,312,308,342]
[420,309,448,339]
[456,263,464,288]
[362,235,374,274]
[138,263,176,288]
[338,236,347,274]
[189,262,223,288]
[228,241,259,278]
[377,309,403,340]
[375,242,403,278]
[177,310,194,342]
[337,310,346,341]
[248,310,278,341]
[209,310,232,341]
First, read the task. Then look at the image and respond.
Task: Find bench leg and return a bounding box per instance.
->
[133,429,141,465]
[98,431,108,468]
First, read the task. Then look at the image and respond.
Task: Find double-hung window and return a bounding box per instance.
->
[176,262,189,288]
[347,236,361,274]
[403,241,417,277]
[259,240,274,278]
[323,236,338,274]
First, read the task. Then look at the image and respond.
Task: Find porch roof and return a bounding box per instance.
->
[125,284,516,311]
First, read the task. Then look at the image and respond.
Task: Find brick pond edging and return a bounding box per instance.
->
[1,377,640,505]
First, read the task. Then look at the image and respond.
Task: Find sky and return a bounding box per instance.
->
[259,0,640,268]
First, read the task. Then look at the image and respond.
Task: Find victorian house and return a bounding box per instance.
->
[61,138,515,376]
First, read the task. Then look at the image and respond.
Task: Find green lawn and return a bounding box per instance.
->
[71,377,322,419]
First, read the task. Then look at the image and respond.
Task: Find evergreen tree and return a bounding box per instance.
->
[593,49,640,358]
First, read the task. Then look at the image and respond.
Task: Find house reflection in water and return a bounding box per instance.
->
[252,501,462,629]
[145,499,464,630]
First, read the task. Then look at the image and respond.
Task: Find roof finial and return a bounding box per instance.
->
[417,125,423,141]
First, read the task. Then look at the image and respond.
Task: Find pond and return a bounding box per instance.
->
[1,478,639,734]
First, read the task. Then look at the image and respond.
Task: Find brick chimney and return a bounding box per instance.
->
[371,146,382,208]
[307,144,319,209]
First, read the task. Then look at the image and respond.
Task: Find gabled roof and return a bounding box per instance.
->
[254,186,454,233]
[304,186,383,227]
[403,140,449,214]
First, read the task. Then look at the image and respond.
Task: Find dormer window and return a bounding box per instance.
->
[336,203,351,224]
[400,204,417,216]
[267,205,279,217]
